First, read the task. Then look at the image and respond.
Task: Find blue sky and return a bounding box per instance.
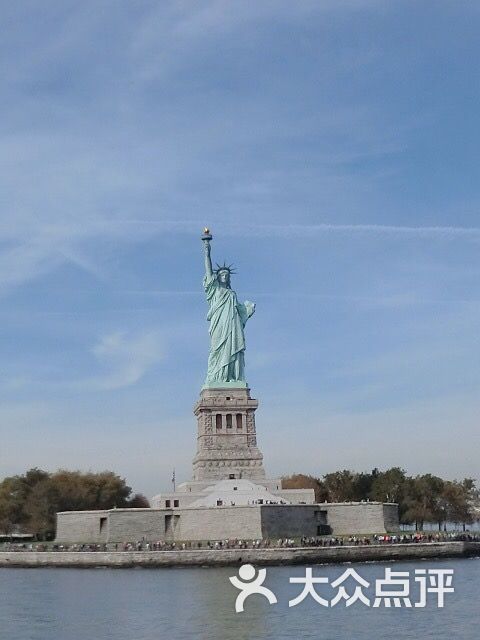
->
[1,1,479,496]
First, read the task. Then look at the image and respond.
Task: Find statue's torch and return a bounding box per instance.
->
[201,227,212,243]
[202,227,212,248]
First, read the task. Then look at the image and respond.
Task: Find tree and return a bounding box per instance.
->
[23,478,60,539]
[369,467,411,523]
[49,470,132,512]
[443,479,476,531]
[0,468,139,538]
[0,468,50,533]
[127,493,151,508]
[402,474,444,530]
[352,472,375,501]
[0,479,22,534]
[461,478,478,520]
[370,467,407,503]
[281,474,328,502]
[323,470,359,502]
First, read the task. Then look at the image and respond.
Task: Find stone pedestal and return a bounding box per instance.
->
[192,386,266,481]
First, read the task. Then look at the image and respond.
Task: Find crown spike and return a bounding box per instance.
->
[214,261,237,276]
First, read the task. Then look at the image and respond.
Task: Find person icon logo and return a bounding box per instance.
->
[229,564,278,612]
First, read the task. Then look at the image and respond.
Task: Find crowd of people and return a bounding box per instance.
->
[1,531,479,552]
[300,532,480,546]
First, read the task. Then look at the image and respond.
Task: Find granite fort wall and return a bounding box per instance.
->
[176,506,263,540]
[56,507,265,544]
[56,502,399,544]
[57,505,320,543]
[1,542,478,568]
[323,503,399,535]
[260,505,321,538]
[56,511,108,544]
[382,503,400,532]
[108,510,167,542]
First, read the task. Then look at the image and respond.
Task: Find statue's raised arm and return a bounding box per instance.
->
[202,227,213,278]
[200,228,255,388]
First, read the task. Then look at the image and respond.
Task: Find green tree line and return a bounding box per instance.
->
[282,468,479,531]
[0,468,149,539]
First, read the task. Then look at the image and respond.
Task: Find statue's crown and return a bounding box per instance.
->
[215,262,236,275]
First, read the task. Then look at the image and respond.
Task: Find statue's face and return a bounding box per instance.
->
[217,269,230,286]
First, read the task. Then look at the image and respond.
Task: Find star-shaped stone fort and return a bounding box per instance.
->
[56,231,398,544]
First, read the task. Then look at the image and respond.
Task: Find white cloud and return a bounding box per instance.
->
[217,222,480,240]
[89,330,164,390]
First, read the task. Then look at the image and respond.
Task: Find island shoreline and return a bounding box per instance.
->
[1,541,479,568]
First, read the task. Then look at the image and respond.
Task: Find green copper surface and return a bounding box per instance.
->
[201,231,255,387]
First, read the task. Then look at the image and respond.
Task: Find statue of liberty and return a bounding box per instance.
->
[201,229,255,387]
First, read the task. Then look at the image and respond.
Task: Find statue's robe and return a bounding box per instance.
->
[203,274,254,384]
